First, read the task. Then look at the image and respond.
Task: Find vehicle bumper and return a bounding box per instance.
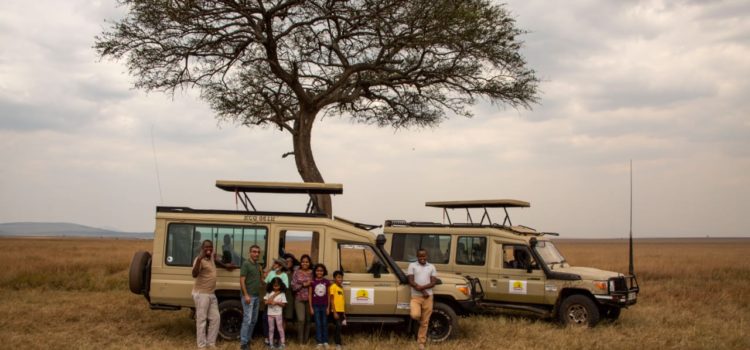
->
[596,275,639,307]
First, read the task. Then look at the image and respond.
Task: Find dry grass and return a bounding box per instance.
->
[0,237,748,349]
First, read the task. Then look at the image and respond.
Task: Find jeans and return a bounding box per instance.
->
[240,294,260,346]
[312,304,329,344]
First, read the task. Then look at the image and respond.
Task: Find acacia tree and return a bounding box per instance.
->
[96,0,538,216]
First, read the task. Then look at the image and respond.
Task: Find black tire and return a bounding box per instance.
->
[218,299,243,340]
[128,251,151,294]
[601,306,621,321]
[428,302,458,342]
[558,294,600,327]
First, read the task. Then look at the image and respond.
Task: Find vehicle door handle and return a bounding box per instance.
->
[342,281,351,285]
[501,276,509,278]
[529,278,541,280]
[455,272,462,275]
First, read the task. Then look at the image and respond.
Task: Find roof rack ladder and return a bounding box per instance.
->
[465,208,474,224]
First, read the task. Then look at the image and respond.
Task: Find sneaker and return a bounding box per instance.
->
[323,343,329,348]
[335,345,343,350]
[316,344,324,349]
[278,345,286,350]
[239,344,248,350]
[418,344,425,350]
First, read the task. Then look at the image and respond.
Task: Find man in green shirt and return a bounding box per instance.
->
[240,245,263,350]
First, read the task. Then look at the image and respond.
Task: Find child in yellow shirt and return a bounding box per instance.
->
[329,270,347,350]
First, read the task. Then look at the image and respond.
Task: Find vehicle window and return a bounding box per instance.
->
[391,234,451,264]
[339,243,389,274]
[456,236,486,266]
[502,245,538,270]
[165,223,267,266]
[279,230,320,264]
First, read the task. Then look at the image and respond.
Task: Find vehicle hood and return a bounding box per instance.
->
[552,266,621,280]
[434,272,470,285]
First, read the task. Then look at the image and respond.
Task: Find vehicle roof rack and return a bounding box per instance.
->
[425,199,530,226]
[216,180,343,194]
[215,180,343,214]
[425,199,530,208]
[334,216,382,231]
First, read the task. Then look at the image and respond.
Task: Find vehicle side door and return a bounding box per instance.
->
[492,243,546,304]
[336,242,400,315]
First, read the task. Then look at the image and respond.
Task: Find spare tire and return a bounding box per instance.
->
[129,251,152,294]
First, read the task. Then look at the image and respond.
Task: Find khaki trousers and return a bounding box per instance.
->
[410,295,433,345]
[193,293,220,348]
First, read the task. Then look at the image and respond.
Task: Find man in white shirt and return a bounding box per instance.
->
[407,248,437,350]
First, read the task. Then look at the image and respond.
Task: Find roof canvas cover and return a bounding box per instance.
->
[425,199,530,208]
[216,180,343,194]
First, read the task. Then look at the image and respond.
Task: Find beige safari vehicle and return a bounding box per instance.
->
[128,181,480,341]
[384,199,639,327]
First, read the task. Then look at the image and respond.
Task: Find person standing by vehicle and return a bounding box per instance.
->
[329,270,347,350]
[264,258,289,347]
[291,255,314,344]
[309,263,331,348]
[239,245,264,350]
[192,239,236,349]
[407,249,437,350]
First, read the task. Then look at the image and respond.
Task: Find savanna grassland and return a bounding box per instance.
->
[0,237,748,350]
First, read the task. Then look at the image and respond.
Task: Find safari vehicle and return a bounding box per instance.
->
[383,199,639,327]
[128,181,480,341]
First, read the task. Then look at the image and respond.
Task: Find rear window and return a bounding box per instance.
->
[165,223,268,266]
[391,233,451,264]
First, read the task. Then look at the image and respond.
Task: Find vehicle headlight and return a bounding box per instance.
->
[456,284,470,296]
[593,281,608,291]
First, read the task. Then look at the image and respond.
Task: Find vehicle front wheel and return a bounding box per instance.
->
[558,294,600,327]
[218,299,243,340]
[427,302,458,342]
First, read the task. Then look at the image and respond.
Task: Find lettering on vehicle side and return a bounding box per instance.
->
[243,215,276,222]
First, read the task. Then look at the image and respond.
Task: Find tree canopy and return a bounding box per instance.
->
[96,0,539,216]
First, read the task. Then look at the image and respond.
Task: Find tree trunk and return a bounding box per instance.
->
[292,111,332,217]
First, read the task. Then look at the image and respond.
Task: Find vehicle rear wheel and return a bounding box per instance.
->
[428,302,458,342]
[601,306,621,321]
[218,299,243,340]
[128,251,151,294]
[558,294,600,327]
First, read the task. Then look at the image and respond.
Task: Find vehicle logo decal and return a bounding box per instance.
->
[509,280,527,294]
[351,288,375,305]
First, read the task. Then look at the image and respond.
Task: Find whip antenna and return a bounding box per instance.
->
[629,159,634,276]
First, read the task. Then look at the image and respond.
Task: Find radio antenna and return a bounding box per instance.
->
[629,159,634,276]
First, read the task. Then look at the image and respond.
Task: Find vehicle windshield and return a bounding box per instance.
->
[534,241,566,266]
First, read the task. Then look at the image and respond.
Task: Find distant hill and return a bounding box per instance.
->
[0,222,152,239]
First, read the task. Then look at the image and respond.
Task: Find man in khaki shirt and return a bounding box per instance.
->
[192,240,235,348]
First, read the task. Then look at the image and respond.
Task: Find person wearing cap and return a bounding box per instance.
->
[263,257,290,347]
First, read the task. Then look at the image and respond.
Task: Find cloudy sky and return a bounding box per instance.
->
[1,0,748,238]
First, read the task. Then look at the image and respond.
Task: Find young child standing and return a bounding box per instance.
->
[329,270,347,350]
[308,264,331,348]
[264,277,288,349]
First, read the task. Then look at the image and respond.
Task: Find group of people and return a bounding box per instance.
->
[191,240,437,350]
